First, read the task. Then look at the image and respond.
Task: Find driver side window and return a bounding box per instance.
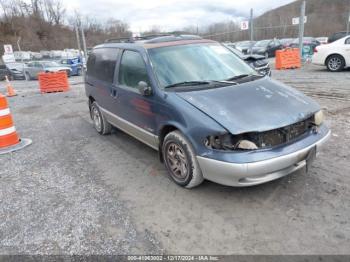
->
[118,50,150,89]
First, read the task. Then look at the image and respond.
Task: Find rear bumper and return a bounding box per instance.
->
[197,130,331,187]
[311,54,325,65]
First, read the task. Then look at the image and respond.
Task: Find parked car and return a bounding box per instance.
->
[249,39,283,58]
[234,41,256,54]
[280,38,295,48]
[328,31,350,43]
[23,61,72,80]
[224,44,271,76]
[0,57,10,81]
[60,57,83,76]
[316,37,328,45]
[313,35,350,72]
[6,62,25,80]
[85,35,330,188]
[289,37,320,49]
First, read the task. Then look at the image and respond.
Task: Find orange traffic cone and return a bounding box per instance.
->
[0,94,31,154]
[5,75,17,97]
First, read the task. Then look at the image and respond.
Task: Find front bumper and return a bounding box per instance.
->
[197,130,331,187]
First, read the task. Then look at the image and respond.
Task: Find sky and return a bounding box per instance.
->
[62,0,296,33]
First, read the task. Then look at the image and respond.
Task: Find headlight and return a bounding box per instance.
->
[314,110,324,126]
[204,133,258,151]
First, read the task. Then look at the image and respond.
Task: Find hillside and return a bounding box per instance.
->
[254,0,350,39]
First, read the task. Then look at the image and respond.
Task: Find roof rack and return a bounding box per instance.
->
[105,34,202,44]
[105,37,133,43]
[105,34,172,43]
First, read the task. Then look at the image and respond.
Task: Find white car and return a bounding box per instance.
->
[313,36,350,72]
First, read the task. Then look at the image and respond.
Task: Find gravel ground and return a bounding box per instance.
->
[0,64,349,255]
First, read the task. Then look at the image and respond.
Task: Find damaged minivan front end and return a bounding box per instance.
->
[176,77,330,187]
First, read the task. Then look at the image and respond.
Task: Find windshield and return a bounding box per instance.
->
[148,43,256,88]
[225,45,244,58]
[42,61,60,67]
[254,40,270,47]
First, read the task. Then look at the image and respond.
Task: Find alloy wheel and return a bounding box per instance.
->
[328,57,342,71]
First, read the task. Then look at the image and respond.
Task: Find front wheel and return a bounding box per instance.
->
[90,101,112,135]
[326,55,345,72]
[162,131,204,188]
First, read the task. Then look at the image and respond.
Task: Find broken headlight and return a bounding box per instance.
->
[314,110,324,126]
[204,133,258,151]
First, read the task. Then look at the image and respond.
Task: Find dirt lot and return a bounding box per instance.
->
[0,64,349,255]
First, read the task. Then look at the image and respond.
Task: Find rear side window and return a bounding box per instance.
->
[87,48,119,83]
[345,38,350,45]
[118,50,150,89]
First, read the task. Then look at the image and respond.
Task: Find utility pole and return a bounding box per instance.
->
[17,37,22,62]
[250,8,254,54]
[298,0,306,59]
[80,23,88,62]
[75,23,85,78]
[347,10,350,35]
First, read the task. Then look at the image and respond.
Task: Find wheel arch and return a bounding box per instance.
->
[88,96,96,117]
[325,53,346,66]
[158,124,180,162]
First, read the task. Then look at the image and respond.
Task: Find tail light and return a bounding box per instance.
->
[314,47,318,53]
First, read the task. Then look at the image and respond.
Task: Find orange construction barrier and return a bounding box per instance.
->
[5,75,17,97]
[275,48,301,70]
[38,71,70,94]
[0,94,32,154]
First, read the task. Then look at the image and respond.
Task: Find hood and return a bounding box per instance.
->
[176,78,320,135]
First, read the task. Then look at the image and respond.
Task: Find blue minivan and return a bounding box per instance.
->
[85,35,330,188]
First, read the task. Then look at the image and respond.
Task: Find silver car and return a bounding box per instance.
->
[23,61,72,80]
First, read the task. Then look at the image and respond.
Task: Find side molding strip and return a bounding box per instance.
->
[100,106,159,150]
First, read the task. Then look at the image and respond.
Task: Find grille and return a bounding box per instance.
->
[248,116,314,148]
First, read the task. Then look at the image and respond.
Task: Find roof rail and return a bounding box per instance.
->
[105,34,172,43]
[104,34,203,44]
[105,37,133,43]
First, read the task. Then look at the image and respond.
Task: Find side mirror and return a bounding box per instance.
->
[138,81,152,96]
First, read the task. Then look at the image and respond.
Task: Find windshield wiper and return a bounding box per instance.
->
[225,74,263,82]
[225,74,250,81]
[164,81,211,89]
[164,80,238,89]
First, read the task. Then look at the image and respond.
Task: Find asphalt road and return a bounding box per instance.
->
[0,64,349,255]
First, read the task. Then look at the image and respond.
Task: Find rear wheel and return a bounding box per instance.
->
[162,131,204,188]
[90,101,111,135]
[326,55,345,72]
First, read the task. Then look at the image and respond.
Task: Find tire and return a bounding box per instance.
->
[90,101,112,135]
[264,52,269,59]
[326,55,345,72]
[162,131,204,188]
